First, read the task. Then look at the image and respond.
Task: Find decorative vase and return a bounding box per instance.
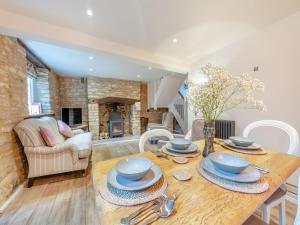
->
[202,121,215,157]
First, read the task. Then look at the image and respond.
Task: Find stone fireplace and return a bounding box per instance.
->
[88,96,141,140]
[86,77,145,140]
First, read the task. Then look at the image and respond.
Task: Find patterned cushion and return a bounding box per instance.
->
[40,127,60,147]
[57,120,74,138]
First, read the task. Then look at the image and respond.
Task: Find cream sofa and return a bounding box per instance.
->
[14,117,92,186]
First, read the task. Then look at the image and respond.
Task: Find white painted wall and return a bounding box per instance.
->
[188,11,300,187]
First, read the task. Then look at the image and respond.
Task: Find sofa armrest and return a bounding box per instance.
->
[72,129,84,135]
[25,143,80,163]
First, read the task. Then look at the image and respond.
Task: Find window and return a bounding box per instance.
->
[27,76,34,107]
[27,75,41,115]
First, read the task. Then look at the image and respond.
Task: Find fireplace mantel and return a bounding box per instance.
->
[88,97,139,105]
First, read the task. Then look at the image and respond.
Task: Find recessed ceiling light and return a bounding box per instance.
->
[86,9,93,16]
[137,74,141,78]
[89,56,93,60]
[89,68,93,72]
[172,38,178,44]
[148,66,152,70]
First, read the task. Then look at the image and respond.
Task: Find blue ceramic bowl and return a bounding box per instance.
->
[115,157,152,180]
[229,136,255,147]
[208,152,249,174]
[170,138,192,150]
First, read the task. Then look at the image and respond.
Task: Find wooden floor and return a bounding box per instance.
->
[0,140,297,225]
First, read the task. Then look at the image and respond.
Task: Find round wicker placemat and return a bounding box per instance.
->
[162,147,201,158]
[99,175,168,206]
[197,161,269,194]
[217,141,267,155]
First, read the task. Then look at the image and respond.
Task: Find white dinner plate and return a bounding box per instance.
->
[224,139,262,150]
[201,158,261,183]
[166,143,198,153]
[107,164,163,191]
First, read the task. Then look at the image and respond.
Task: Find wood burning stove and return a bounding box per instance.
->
[109,104,124,138]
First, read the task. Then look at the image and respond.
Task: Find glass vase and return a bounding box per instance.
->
[203,121,215,157]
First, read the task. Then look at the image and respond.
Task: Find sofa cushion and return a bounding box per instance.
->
[57,120,74,138]
[40,127,61,147]
[14,117,65,147]
[65,132,92,158]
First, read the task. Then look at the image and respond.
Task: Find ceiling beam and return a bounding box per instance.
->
[0,9,190,74]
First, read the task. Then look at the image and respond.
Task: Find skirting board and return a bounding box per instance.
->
[0,183,24,214]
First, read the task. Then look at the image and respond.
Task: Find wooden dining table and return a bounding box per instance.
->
[92,140,300,225]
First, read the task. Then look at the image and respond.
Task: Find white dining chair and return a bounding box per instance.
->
[295,176,300,225]
[243,120,300,225]
[244,172,300,225]
[139,129,174,152]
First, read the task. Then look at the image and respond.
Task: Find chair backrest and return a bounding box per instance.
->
[162,112,174,130]
[243,120,299,155]
[190,119,204,141]
[295,176,300,225]
[139,129,174,152]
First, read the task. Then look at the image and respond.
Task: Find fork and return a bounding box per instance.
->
[120,196,166,225]
[250,164,269,174]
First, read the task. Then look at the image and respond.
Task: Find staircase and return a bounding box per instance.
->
[169,93,188,134]
[147,74,188,133]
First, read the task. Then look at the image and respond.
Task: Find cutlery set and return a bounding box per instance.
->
[120,194,176,225]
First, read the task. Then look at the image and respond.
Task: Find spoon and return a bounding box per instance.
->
[152,151,169,159]
[141,194,176,225]
[250,164,269,174]
[120,196,166,225]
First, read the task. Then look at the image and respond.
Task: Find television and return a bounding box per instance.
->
[61,108,82,126]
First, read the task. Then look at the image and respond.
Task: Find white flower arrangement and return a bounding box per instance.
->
[188,64,266,123]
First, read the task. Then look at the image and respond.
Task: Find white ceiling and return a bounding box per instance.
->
[24,40,176,81]
[0,0,300,79]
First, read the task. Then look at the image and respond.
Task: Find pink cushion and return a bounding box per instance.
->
[57,120,73,138]
[40,127,60,147]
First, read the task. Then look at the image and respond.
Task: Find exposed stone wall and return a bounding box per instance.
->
[0,35,28,204]
[58,77,88,123]
[48,70,60,119]
[88,103,99,140]
[140,83,148,113]
[87,77,140,100]
[131,102,141,135]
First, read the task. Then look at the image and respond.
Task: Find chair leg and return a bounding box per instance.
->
[278,200,286,225]
[262,204,271,224]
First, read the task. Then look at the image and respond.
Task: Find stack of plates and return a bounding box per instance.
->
[166,138,198,154]
[224,136,261,151]
[107,164,163,191]
[107,157,163,191]
[200,157,261,183]
[197,153,268,193]
[201,152,261,183]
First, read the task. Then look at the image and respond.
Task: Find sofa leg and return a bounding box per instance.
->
[25,178,34,188]
[81,169,87,177]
